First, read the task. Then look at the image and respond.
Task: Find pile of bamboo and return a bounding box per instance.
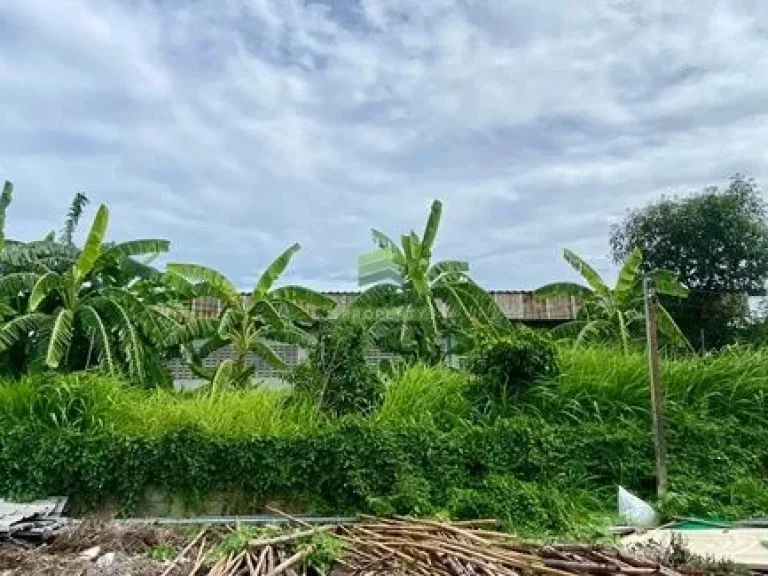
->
[165,517,686,576]
[161,525,328,576]
[336,517,683,576]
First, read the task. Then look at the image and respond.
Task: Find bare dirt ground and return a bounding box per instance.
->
[0,521,189,575]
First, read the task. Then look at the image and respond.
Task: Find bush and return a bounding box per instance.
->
[289,319,383,416]
[446,475,603,535]
[466,326,559,412]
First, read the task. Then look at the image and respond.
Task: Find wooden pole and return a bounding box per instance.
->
[643,277,667,498]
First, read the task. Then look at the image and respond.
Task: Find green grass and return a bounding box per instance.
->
[120,387,326,437]
[374,364,470,428]
[6,347,768,436]
[524,346,768,424]
[149,543,177,562]
[0,372,326,437]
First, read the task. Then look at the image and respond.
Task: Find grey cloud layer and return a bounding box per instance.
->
[1,0,767,289]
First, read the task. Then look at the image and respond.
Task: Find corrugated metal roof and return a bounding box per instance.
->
[171,290,580,381]
[219,291,579,322]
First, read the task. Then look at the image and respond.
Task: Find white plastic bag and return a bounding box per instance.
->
[618,486,658,528]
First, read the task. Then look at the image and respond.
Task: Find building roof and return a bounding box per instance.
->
[172,290,580,381]
[192,290,579,322]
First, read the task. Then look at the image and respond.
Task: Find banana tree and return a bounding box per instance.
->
[167,243,335,389]
[0,203,174,383]
[0,181,29,323]
[352,199,507,362]
[535,248,690,352]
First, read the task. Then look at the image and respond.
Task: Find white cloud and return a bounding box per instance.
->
[1,0,767,290]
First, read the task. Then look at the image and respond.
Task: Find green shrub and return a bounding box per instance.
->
[446,475,602,535]
[290,319,382,416]
[466,326,559,412]
[367,473,435,517]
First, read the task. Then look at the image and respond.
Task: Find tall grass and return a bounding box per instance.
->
[0,373,326,437]
[525,346,768,424]
[4,346,768,436]
[374,364,470,428]
[121,387,326,437]
[0,372,131,430]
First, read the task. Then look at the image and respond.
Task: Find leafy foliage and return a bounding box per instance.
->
[0,341,762,533]
[290,318,382,416]
[0,200,176,384]
[167,244,335,388]
[466,326,559,414]
[209,526,265,559]
[5,358,768,534]
[446,475,603,534]
[528,346,768,426]
[536,248,690,352]
[0,179,347,386]
[307,532,345,573]
[353,200,507,363]
[611,175,768,349]
[5,174,768,539]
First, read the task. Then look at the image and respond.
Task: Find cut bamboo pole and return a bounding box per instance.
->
[188,535,207,576]
[264,545,315,576]
[160,515,689,575]
[245,550,255,575]
[249,526,331,548]
[254,548,268,575]
[265,506,314,529]
[160,527,206,576]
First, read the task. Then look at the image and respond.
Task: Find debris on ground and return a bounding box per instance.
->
[617,486,659,529]
[0,514,759,575]
[0,520,187,575]
[624,526,768,573]
[336,517,688,575]
[0,497,70,544]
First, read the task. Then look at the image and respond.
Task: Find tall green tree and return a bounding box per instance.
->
[0,203,174,384]
[536,248,690,352]
[610,175,768,349]
[167,244,335,389]
[352,199,507,363]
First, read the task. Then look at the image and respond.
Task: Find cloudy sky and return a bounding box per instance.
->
[1,0,768,291]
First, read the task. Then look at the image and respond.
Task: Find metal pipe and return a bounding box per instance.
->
[118,515,357,526]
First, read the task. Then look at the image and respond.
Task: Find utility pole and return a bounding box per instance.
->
[644,277,667,498]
